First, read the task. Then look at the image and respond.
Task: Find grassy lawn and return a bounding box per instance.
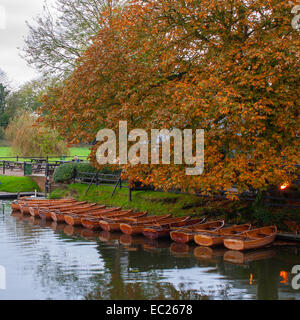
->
[0,146,91,161]
[50,183,300,231]
[0,176,41,193]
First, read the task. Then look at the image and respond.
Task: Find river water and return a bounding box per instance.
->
[0,200,299,300]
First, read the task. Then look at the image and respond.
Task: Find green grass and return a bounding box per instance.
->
[50,183,300,231]
[0,176,41,193]
[50,183,243,219]
[0,146,91,161]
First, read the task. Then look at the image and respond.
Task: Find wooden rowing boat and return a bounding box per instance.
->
[142,216,192,239]
[19,199,78,211]
[143,217,205,240]
[49,205,115,222]
[81,211,145,230]
[119,214,172,235]
[170,220,225,244]
[12,199,75,212]
[193,223,251,247]
[64,208,124,226]
[98,212,148,232]
[39,204,106,220]
[26,201,89,216]
[10,201,22,211]
[223,226,277,251]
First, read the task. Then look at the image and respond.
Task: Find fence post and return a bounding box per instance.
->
[96,172,98,186]
[23,162,26,176]
[45,162,49,196]
[120,178,122,189]
[128,187,132,202]
[3,161,5,175]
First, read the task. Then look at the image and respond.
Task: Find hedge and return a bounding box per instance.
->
[52,162,119,183]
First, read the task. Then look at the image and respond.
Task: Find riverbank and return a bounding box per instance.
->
[50,183,300,233]
[0,176,41,193]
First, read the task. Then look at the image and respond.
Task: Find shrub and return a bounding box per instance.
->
[52,162,117,183]
[53,162,77,183]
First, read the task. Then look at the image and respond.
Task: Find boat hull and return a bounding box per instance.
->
[223,226,277,251]
[170,231,194,243]
[223,234,276,251]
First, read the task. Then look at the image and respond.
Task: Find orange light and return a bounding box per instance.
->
[280,183,289,190]
[250,273,253,285]
[280,271,288,284]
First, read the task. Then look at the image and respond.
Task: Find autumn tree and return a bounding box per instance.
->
[40,0,300,195]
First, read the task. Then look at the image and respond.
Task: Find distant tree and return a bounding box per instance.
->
[3,77,55,130]
[0,69,10,128]
[22,0,123,78]
[5,112,68,157]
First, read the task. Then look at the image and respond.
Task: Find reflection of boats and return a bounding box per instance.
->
[194,224,251,247]
[28,216,40,226]
[224,226,277,251]
[119,234,148,246]
[193,246,227,261]
[170,220,225,244]
[11,212,22,219]
[98,231,122,243]
[86,211,146,231]
[63,225,83,237]
[143,239,171,252]
[120,214,173,235]
[81,229,102,240]
[170,243,193,257]
[50,222,66,232]
[38,219,52,228]
[223,248,276,264]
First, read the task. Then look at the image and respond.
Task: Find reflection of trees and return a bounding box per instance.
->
[5,201,300,300]
[84,242,236,300]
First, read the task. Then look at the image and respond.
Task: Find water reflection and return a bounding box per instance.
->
[1,201,300,300]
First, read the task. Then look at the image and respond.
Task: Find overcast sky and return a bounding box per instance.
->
[0,0,55,88]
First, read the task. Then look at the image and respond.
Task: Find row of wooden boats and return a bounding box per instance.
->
[10,211,278,265]
[11,198,278,251]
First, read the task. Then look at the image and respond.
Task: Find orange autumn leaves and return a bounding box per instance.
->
[40,0,300,195]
